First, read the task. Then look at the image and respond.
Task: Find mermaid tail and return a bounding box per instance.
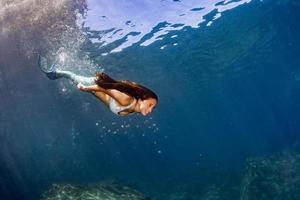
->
[37,54,96,85]
[38,54,59,80]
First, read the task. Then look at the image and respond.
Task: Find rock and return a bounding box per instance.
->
[241,151,300,200]
[41,182,151,200]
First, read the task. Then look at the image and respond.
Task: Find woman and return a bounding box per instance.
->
[38,55,158,116]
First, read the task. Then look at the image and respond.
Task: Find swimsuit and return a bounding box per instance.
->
[108,97,136,115]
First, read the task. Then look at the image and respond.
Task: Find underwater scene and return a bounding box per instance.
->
[1,0,300,199]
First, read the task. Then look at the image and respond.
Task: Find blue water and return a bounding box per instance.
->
[1,0,300,199]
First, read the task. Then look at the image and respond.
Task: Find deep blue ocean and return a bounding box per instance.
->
[1,0,300,199]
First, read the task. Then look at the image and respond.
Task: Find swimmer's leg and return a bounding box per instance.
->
[55,70,96,86]
[38,54,95,86]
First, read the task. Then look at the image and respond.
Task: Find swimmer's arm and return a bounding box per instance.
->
[77,83,133,105]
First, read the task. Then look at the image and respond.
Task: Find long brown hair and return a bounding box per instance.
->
[95,72,158,101]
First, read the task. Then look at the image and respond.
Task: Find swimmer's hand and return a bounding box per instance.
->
[76,84,103,92]
[77,83,86,91]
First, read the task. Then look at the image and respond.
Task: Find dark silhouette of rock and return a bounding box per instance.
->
[41,182,151,200]
[241,151,300,200]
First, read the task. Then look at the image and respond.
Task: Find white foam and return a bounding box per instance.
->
[160,45,167,50]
